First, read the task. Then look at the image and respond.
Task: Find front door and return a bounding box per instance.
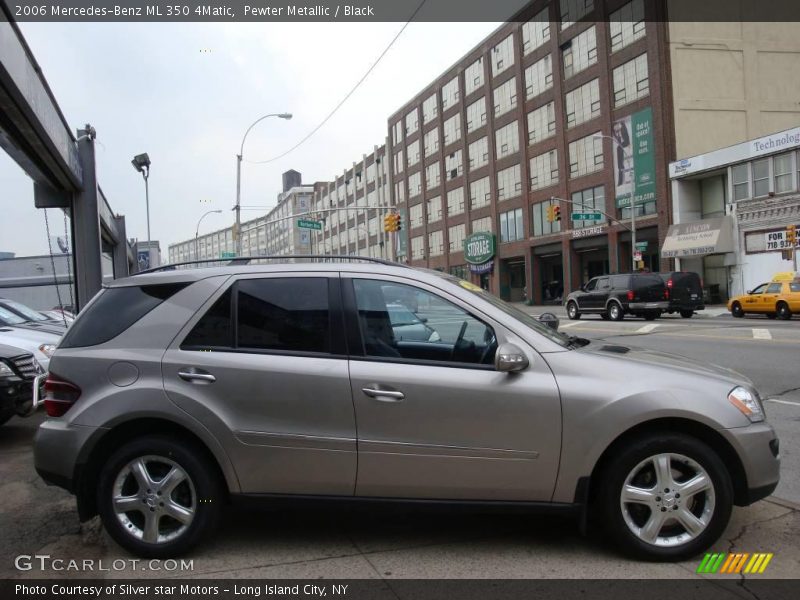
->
[343,275,562,501]
[162,274,357,495]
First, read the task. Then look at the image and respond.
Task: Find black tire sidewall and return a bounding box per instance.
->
[97,435,223,558]
[777,303,791,320]
[567,302,580,319]
[609,302,624,321]
[599,433,733,561]
[731,303,743,318]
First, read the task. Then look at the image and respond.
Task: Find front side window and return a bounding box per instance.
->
[766,283,782,294]
[352,279,496,366]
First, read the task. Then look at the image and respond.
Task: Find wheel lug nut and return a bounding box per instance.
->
[664,488,669,493]
[656,496,661,502]
[159,502,164,507]
[661,507,667,512]
[675,493,680,498]
[149,507,155,512]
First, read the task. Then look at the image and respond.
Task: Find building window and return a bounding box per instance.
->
[465,57,485,95]
[568,133,604,178]
[445,150,464,180]
[753,158,769,197]
[466,96,487,133]
[443,113,462,146]
[493,78,518,118]
[449,224,467,252]
[530,149,559,190]
[394,181,406,204]
[522,8,550,55]
[428,230,444,257]
[524,55,553,100]
[392,121,403,145]
[441,76,460,111]
[470,176,491,209]
[495,121,520,159]
[612,53,649,108]
[408,172,422,198]
[409,203,424,229]
[565,78,600,128]
[560,0,594,29]
[427,195,442,223]
[407,140,420,167]
[411,236,424,260]
[732,164,749,200]
[422,93,438,124]
[468,137,489,171]
[497,164,522,201]
[571,186,605,229]
[405,108,419,136]
[424,128,439,158]
[562,26,597,78]
[532,199,562,236]
[447,187,465,216]
[527,102,556,145]
[472,216,493,233]
[492,34,515,77]
[609,0,645,53]
[774,152,794,193]
[393,150,404,175]
[499,208,525,243]
[425,162,441,190]
[620,198,656,220]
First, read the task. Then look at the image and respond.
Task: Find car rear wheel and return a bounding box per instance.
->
[608,302,624,321]
[599,433,732,561]
[777,302,792,320]
[97,435,223,558]
[567,301,581,320]
[730,302,744,318]
[680,310,694,318]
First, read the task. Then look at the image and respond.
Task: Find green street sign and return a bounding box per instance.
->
[297,219,322,231]
[220,251,237,259]
[571,212,603,221]
[463,231,496,265]
[635,241,649,250]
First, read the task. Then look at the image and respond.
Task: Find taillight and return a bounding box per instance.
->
[665,288,670,299]
[44,373,81,417]
[667,279,674,288]
[627,290,635,301]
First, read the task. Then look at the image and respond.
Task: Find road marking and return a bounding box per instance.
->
[559,321,582,329]
[636,324,659,333]
[752,328,772,340]
[765,398,800,407]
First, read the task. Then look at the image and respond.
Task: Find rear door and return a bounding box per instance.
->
[162,273,357,495]
[632,274,666,302]
[669,273,703,306]
[761,282,783,313]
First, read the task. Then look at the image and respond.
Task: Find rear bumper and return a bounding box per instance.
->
[34,418,99,494]
[628,301,669,311]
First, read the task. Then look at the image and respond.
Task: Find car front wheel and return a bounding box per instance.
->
[730,302,744,318]
[599,433,732,561]
[97,435,223,558]
[567,301,581,320]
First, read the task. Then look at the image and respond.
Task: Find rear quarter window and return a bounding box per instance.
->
[59,283,188,348]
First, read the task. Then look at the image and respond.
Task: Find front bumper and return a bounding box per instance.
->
[723,422,781,506]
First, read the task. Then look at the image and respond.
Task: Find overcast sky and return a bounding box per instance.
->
[0,21,501,257]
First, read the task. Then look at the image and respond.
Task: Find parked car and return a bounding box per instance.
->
[0,325,59,372]
[0,343,44,426]
[0,300,68,335]
[727,272,800,320]
[657,272,705,318]
[40,310,75,324]
[387,303,440,342]
[565,273,669,321]
[35,260,778,561]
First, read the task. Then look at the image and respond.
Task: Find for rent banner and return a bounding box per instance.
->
[614,107,655,209]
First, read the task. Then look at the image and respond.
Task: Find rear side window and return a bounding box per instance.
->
[790,283,800,293]
[59,283,188,348]
[610,275,630,289]
[181,289,232,348]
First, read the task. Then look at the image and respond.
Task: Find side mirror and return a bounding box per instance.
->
[580,283,587,292]
[419,316,428,323]
[537,312,559,331]
[746,290,752,295]
[495,342,529,373]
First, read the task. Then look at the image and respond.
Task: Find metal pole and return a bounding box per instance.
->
[235,153,242,256]
[144,172,151,246]
[631,165,637,272]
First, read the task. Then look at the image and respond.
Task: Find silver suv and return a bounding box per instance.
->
[34,259,780,560]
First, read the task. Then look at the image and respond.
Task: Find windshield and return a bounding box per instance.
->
[0,306,26,325]
[1,300,48,322]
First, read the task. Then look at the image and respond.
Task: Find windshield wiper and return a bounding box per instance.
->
[566,335,591,349]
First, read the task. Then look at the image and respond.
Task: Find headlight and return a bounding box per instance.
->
[0,361,14,378]
[728,386,765,423]
[428,330,441,342]
[39,344,57,358]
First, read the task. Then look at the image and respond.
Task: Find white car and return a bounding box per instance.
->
[0,326,60,372]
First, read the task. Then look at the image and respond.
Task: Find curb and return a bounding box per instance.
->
[764,496,800,512]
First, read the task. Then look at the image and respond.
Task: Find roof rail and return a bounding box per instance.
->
[133,254,407,276]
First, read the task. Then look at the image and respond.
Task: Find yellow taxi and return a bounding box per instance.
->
[728,272,800,320]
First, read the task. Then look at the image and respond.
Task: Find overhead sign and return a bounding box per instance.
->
[661,216,735,259]
[463,231,496,265]
[297,219,322,230]
[220,251,237,259]
[571,212,602,221]
[614,107,656,209]
[571,225,605,239]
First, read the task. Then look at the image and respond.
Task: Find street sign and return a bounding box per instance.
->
[633,251,643,261]
[297,219,322,231]
[635,241,649,250]
[220,251,237,259]
[463,231,496,265]
[571,212,603,221]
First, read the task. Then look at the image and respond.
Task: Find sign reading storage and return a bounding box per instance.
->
[464,231,495,265]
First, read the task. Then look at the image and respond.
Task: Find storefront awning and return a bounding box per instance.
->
[661,216,735,259]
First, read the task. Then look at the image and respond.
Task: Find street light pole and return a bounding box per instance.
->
[131,153,152,262]
[195,209,223,260]
[235,112,292,256]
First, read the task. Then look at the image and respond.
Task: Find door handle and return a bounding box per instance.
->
[362,387,405,402]
[178,371,216,384]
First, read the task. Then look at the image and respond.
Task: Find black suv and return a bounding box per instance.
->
[565,273,669,321]
[0,343,41,426]
[657,272,705,318]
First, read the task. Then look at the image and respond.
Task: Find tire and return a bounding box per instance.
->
[776,302,792,320]
[608,301,624,321]
[598,432,733,561]
[566,301,581,320]
[680,310,694,318]
[730,302,744,318]
[97,435,224,558]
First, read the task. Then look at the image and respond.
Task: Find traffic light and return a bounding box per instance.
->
[546,205,554,223]
[553,205,561,222]
[395,213,403,231]
[383,213,402,232]
[787,224,797,245]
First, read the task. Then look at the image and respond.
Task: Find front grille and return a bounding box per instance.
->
[10,354,38,380]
